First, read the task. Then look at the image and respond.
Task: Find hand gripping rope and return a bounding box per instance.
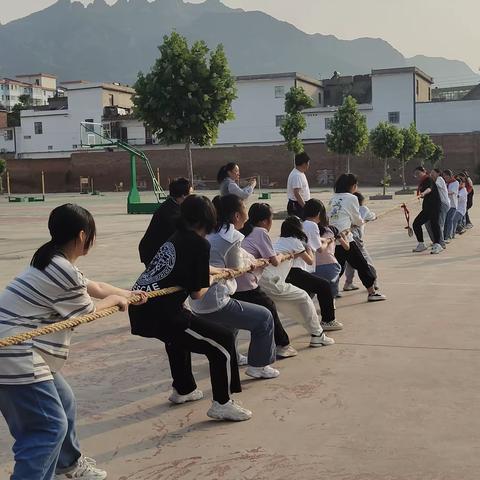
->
[401,203,414,237]
[0,255,292,348]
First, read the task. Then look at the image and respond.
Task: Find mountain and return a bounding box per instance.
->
[0,0,477,87]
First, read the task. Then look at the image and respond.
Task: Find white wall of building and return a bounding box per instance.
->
[0,127,18,153]
[217,77,295,144]
[417,100,480,134]
[370,72,415,128]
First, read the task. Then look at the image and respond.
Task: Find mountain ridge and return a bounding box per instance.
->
[0,0,477,87]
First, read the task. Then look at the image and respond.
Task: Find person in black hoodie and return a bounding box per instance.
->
[412,167,442,254]
[138,178,191,267]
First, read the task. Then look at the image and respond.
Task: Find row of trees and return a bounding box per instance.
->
[280,91,443,193]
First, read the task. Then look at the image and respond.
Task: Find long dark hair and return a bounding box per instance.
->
[31,204,96,270]
[241,203,273,237]
[280,216,308,243]
[214,194,244,232]
[303,198,328,226]
[217,162,237,184]
[178,195,217,234]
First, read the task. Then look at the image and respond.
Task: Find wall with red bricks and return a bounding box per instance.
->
[4,133,480,194]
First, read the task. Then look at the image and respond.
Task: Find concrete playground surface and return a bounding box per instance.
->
[1,188,479,479]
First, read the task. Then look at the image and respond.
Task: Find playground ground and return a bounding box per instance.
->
[1,189,480,479]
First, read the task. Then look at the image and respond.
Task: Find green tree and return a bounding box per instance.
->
[0,158,6,194]
[398,123,420,190]
[369,122,404,196]
[280,86,314,156]
[427,144,444,169]
[417,134,436,167]
[326,95,369,173]
[134,32,237,185]
[7,95,33,128]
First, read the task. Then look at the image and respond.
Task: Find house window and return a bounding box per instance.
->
[325,118,333,130]
[72,144,78,149]
[35,79,40,86]
[388,112,400,124]
[274,86,285,98]
[275,115,286,127]
[34,122,43,134]
[428,88,431,101]
[5,129,13,141]
[24,135,31,140]
[48,145,53,150]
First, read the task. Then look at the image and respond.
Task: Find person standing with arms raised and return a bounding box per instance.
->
[218,162,256,200]
[287,152,311,218]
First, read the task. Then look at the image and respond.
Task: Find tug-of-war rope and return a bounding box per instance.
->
[0,257,289,348]
[0,198,419,349]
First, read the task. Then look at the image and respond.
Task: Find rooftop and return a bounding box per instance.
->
[236,72,322,87]
[16,73,57,79]
[372,66,434,84]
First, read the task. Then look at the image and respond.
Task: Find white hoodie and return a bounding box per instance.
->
[327,192,364,242]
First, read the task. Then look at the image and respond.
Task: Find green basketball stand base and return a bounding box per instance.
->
[258,192,271,200]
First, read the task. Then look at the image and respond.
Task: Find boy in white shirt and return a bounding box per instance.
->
[443,169,460,241]
[452,176,468,237]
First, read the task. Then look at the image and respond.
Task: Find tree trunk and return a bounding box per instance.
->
[185,140,194,188]
[383,159,388,196]
[346,154,350,174]
[401,160,406,190]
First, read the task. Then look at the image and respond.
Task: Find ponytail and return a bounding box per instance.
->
[31,240,58,271]
[30,204,96,271]
[280,216,308,243]
[217,162,237,184]
[240,202,273,237]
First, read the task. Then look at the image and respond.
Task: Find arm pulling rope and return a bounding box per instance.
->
[0,255,293,348]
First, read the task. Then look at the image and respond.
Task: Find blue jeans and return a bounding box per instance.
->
[444,207,457,240]
[0,373,81,480]
[195,299,276,368]
[452,211,465,236]
[313,263,342,296]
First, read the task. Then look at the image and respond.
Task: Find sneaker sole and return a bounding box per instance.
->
[368,297,387,302]
[207,411,252,421]
[245,371,280,379]
[321,326,343,331]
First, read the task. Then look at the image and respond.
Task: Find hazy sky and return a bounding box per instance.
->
[2,0,479,83]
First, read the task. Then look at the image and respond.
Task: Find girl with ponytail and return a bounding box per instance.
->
[0,204,147,480]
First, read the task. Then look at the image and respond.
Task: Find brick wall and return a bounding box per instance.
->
[5,133,480,194]
[0,111,7,129]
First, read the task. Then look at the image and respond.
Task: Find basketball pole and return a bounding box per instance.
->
[41,171,45,198]
[6,171,11,196]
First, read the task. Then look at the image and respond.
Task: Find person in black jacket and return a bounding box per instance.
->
[412,167,442,254]
[138,178,191,266]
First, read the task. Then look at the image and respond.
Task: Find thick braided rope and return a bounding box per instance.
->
[0,257,289,348]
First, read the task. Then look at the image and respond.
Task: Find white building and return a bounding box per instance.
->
[0,73,57,112]
[14,81,139,158]
[3,66,480,159]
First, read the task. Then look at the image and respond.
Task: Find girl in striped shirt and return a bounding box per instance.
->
[0,204,146,480]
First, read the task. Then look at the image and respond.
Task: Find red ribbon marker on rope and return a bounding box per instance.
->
[401,203,414,237]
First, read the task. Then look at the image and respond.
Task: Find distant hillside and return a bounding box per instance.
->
[0,0,477,87]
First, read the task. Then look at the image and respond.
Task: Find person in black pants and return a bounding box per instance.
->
[129,195,252,422]
[138,177,192,267]
[412,167,442,254]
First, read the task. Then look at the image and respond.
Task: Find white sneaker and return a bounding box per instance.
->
[368,292,387,302]
[237,353,248,366]
[245,365,280,379]
[207,399,252,421]
[343,283,360,291]
[430,243,443,255]
[168,388,204,404]
[310,333,335,347]
[55,456,107,479]
[320,320,344,331]
[276,344,298,358]
[412,242,428,252]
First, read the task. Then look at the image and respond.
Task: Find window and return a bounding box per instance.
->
[388,112,400,124]
[275,115,286,127]
[34,122,43,134]
[5,130,13,141]
[325,118,333,130]
[274,86,285,98]
[48,145,53,150]
[416,79,419,96]
[35,79,40,86]
[24,135,31,140]
[108,94,114,106]
[428,88,431,101]
[72,144,78,149]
